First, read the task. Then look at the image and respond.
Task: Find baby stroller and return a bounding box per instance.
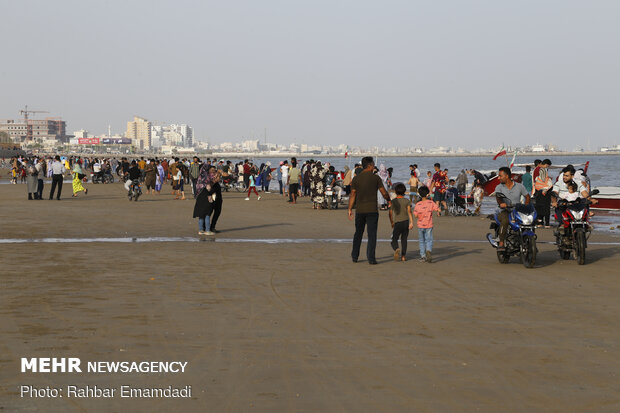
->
[446,190,469,216]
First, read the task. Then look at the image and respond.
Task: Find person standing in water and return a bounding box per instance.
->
[407,170,419,203]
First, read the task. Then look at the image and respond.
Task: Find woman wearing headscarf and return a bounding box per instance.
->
[534,165,553,228]
[310,161,326,209]
[25,159,38,200]
[155,161,165,194]
[71,159,88,197]
[46,157,53,178]
[259,162,271,193]
[208,166,224,233]
[193,164,221,235]
[303,162,312,197]
[144,159,157,195]
[378,164,389,210]
[343,165,353,195]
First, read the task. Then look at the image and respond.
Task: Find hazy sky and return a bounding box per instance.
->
[2,0,619,149]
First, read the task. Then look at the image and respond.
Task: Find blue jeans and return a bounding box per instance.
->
[198,215,211,232]
[418,228,433,257]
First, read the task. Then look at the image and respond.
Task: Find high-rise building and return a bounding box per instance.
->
[150,123,194,148]
[126,116,152,150]
[168,124,193,147]
[151,125,163,148]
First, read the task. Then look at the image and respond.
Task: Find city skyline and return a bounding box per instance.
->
[2,1,620,149]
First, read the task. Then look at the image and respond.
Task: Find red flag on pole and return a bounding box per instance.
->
[344,151,348,159]
[493,149,507,160]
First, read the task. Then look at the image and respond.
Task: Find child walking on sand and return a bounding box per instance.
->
[389,183,414,262]
[413,186,440,263]
[245,171,261,201]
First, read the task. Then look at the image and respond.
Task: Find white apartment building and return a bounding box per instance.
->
[74,129,88,139]
[241,139,259,151]
[150,123,194,148]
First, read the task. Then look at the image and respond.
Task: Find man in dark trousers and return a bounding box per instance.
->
[348,156,391,265]
[210,179,223,233]
[49,155,65,200]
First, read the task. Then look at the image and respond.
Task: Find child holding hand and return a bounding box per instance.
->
[414,186,441,263]
[389,183,414,262]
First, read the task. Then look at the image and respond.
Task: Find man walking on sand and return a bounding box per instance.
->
[348,156,392,265]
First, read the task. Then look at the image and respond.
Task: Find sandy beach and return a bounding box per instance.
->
[1,183,619,412]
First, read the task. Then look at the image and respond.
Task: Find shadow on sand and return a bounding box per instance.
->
[219,223,293,233]
[374,246,483,264]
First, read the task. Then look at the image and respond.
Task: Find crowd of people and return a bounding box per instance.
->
[4,154,595,264]
[5,155,479,209]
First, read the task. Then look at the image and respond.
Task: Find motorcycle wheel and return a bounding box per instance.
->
[520,235,536,268]
[496,250,510,264]
[575,231,586,265]
[559,249,571,260]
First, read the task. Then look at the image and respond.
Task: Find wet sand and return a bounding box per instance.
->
[1,183,619,412]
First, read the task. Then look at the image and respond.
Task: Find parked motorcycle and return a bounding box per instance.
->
[128,179,142,201]
[554,189,599,265]
[91,172,114,184]
[221,175,246,192]
[486,193,538,268]
[325,185,339,209]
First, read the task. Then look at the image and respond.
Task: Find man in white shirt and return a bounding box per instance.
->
[552,165,595,229]
[49,155,64,200]
[92,158,102,181]
[280,161,289,197]
[552,166,589,203]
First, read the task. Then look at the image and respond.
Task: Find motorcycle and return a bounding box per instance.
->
[233,180,247,192]
[486,193,538,268]
[128,179,142,201]
[554,189,598,265]
[91,172,114,184]
[221,175,246,192]
[325,183,342,209]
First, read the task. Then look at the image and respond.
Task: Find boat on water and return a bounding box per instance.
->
[591,187,620,211]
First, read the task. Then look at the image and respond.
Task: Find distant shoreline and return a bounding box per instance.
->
[8,150,620,159]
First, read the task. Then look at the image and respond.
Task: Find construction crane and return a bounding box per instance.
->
[19,105,49,121]
[19,105,50,141]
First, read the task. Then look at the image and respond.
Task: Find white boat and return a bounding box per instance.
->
[591,187,620,211]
